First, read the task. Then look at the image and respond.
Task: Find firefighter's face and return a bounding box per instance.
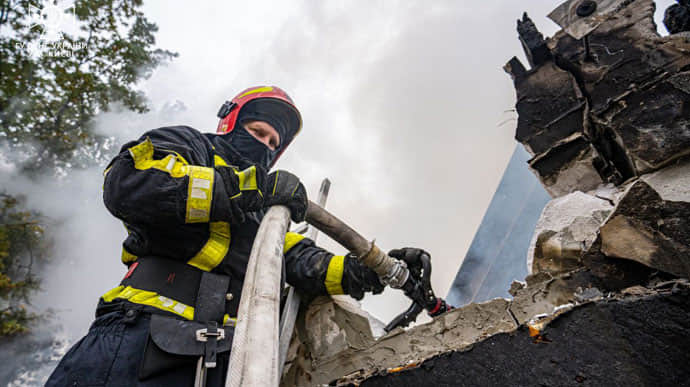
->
[242,120,280,151]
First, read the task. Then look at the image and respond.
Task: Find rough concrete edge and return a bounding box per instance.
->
[312,297,519,386]
[351,279,690,386]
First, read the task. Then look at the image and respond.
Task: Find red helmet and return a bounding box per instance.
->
[216,86,302,167]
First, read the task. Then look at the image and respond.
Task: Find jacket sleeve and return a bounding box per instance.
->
[282,232,383,300]
[103,127,252,226]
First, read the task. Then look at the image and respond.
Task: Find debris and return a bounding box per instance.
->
[361,286,690,387]
[548,0,636,39]
[528,191,612,275]
[664,0,690,34]
[599,163,690,278]
[282,2,690,385]
[512,0,690,195]
[517,13,551,68]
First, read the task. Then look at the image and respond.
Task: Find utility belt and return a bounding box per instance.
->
[101,256,237,384]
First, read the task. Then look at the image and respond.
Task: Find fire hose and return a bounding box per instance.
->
[228,200,454,386]
[304,201,453,332]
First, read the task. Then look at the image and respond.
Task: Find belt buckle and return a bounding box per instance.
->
[195,327,225,342]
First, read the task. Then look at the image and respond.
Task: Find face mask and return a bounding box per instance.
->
[224,126,279,169]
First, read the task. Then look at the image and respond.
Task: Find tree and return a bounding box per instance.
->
[0,194,45,336]
[0,0,177,173]
[0,0,176,336]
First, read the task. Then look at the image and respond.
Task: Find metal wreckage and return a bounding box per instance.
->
[267,0,690,385]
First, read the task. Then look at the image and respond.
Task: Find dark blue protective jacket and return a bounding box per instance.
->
[47,125,380,386]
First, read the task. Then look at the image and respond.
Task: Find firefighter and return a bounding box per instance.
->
[47,85,428,386]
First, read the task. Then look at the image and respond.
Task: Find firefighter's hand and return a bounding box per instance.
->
[264,170,308,222]
[343,253,385,300]
[216,164,267,223]
[388,248,430,280]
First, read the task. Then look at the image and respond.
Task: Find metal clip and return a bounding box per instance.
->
[195,327,225,342]
[381,259,410,289]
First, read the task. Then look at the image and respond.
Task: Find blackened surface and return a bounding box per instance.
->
[609,74,690,169]
[581,237,655,288]
[504,56,527,81]
[664,1,690,34]
[514,61,585,155]
[517,13,551,68]
[529,136,589,178]
[446,146,550,306]
[603,180,690,277]
[514,0,690,185]
[589,125,635,183]
[548,4,687,116]
[363,289,690,387]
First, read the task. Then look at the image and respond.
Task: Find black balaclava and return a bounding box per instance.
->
[223,99,299,169]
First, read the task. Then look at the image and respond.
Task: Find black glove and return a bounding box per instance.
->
[342,253,385,300]
[264,170,308,222]
[388,247,430,281]
[216,164,267,223]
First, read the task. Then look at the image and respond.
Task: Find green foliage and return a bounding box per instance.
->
[0,1,175,336]
[0,0,177,173]
[0,194,46,337]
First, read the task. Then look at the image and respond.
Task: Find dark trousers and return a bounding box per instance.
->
[46,305,230,387]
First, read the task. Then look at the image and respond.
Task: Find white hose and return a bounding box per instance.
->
[227,205,291,387]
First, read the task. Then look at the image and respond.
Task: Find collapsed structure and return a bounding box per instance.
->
[281,0,690,385]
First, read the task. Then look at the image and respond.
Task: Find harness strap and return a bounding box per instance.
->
[120,257,231,323]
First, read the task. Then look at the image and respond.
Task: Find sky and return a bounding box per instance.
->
[6,0,675,341]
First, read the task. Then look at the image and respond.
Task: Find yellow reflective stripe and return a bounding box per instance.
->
[102,286,236,323]
[129,137,188,178]
[325,255,345,295]
[127,138,213,224]
[214,154,229,167]
[283,232,306,254]
[235,166,258,191]
[238,86,273,99]
[121,248,138,264]
[187,222,231,271]
[102,285,195,320]
[185,166,214,223]
[272,170,280,195]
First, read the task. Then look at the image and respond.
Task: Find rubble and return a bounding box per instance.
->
[361,283,690,387]
[527,191,612,274]
[282,1,690,385]
[600,159,690,278]
[506,0,690,196]
[664,0,690,34]
[281,297,518,386]
[283,270,688,386]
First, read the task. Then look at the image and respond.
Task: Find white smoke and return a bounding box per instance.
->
[0,1,677,384]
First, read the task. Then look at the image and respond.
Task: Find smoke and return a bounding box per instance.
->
[0,0,678,383]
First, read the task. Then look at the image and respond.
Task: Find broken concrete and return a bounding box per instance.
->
[599,159,690,278]
[517,13,551,68]
[508,0,690,196]
[361,283,690,387]
[529,137,606,197]
[282,263,659,386]
[527,191,613,275]
[283,3,690,385]
[596,71,690,173]
[512,61,586,157]
[281,298,518,387]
